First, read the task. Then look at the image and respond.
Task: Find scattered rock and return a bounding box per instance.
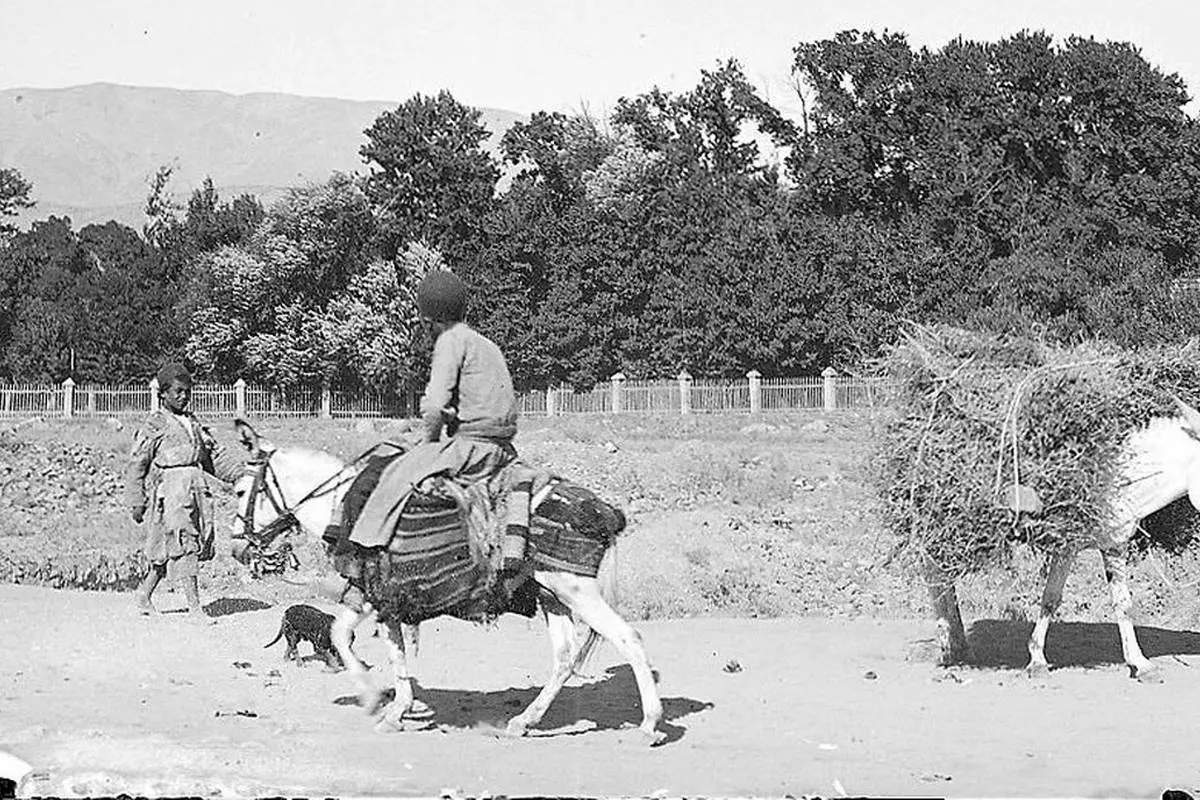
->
[722,659,743,673]
[213,709,258,718]
[793,477,816,492]
[917,772,953,783]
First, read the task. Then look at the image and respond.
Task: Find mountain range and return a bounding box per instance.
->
[0,82,525,230]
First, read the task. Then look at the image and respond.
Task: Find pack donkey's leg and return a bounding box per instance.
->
[924,562,969,665]
[1026,548,1077,677]
[507,572,664,745]
[1101,543,1161,682]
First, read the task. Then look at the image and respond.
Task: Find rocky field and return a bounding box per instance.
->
[4,411,1200,630]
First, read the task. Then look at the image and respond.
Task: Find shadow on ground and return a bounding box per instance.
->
[966,619,1200,669]
[204,597,275,618]
[334,664,711,744]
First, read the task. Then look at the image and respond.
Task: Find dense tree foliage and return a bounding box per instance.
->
[361,91,499,264]
[0,167,35,240]
[5,30,1200,390]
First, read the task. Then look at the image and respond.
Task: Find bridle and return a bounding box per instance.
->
[233,443,385,577]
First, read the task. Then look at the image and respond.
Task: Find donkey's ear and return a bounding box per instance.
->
[1174,396,1200,435]
[234,418,260,454]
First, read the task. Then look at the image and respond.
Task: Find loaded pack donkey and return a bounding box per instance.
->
[928,396,1200,681]
[229,419,665,744]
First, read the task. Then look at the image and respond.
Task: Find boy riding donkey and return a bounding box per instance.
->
[327,270,535,712]
[125,362,242,622]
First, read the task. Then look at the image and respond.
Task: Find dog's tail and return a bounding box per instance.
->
[263,620,285,649]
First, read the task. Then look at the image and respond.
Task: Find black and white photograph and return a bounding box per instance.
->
[2,1,1200,797]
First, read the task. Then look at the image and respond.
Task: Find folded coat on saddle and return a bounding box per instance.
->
[347,438,516,549]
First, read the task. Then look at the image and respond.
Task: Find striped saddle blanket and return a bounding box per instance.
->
[323,453,626,624]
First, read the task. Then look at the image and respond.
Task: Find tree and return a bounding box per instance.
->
[183,173,420,392]
[361,91,500,262]
[787,29,1200,344]
[1,216,181,382]
[0,167,35,240]
[0,216,84,379]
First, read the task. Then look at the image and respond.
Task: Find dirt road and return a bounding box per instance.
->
[2,583,1199,798]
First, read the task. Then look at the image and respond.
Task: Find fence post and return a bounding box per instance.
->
[321,381,333,419]
[678,370,692,415]
[546,386,557,417]
[149,378,160,413]
[610,373,625,414]
[822,366,838,412]
[86,385,96,415]
[747,370,761,414]
[234,378,246,418]
[62,378,75,418]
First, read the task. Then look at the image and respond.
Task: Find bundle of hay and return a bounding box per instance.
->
[873,323,1200,578]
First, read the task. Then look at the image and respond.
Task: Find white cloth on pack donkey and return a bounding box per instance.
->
[229,419,666,744]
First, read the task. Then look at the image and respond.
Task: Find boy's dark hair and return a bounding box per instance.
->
[416,271,468,322]
[156,362,193,388]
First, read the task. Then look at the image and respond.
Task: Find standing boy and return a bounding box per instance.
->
[125,362,238,621]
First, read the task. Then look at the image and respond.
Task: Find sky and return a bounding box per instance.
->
[2,0,1200,119]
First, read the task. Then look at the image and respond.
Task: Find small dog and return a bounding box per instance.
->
[263,604,349,671]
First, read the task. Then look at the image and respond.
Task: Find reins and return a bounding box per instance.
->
[235,442,393,573]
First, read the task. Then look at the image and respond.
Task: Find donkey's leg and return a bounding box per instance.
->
[331,606,382,714]
[540,592,579,678]
[397,622,431,718]
[377,621,433,731]
[924,563,968,665]
[508,572,663,745]
[1026,548,1076,678]
[1101,544,1160,682]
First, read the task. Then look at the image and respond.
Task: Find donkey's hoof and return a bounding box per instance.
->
[1025,661,1051,680]
[375,705,435,733]
[1134,664,1164,684]
[358,688,385,716]
[405,699,435,720]
[375,715,431,733]
[639,726,667,747]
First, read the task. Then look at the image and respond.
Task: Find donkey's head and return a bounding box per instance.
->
[229,419,348,555]
[228,418,296,572]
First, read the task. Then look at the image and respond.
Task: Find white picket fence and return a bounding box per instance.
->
[0,369,897,420]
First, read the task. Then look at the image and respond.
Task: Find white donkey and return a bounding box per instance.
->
[927,397,1200,681]
[230,420,665,744]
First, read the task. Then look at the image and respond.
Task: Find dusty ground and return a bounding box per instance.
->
[2,582,1200,798]
[5,415,1200,797]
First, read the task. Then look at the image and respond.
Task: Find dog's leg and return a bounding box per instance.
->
[284,631,301,664]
